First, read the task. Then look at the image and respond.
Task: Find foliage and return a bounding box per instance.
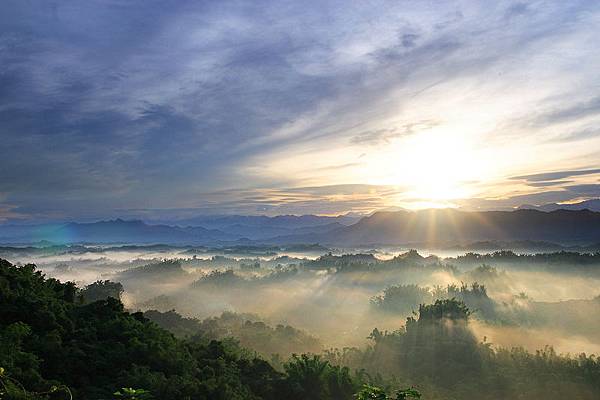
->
[451,250,600,273]
[283,354,358,400]
[371,282,496,320]
[113,387,153,399]
[355,384,421,400]
[355,384,387,400]
[337,299,600,399]
[81,280,124,303]
[3,256,600,400]
[0,259,284,399]
[0,258,390,400]
[117,260,187,281]
[191,269,246,288]
[370,285,433,315]
[144,310,322,360]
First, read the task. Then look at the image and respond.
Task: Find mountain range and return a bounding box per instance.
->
[1,205,600,246]
[281,209,600,246]
[0,215,357,245]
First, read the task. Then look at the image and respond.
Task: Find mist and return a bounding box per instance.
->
[4,245,599,356]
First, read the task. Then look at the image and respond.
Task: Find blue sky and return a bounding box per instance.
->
[1,0,600,221]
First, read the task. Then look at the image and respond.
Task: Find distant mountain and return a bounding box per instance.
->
[2,209,600,246]
[170,213,359,228]
[0,216,353,245]
[271,209,600,246]
[158,214,359,240]
[0,219,237,245]
[518,199,600,212]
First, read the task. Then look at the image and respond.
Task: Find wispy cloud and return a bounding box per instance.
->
[350,120,440,145]
[0,1,599,220]
[511,169,600,183]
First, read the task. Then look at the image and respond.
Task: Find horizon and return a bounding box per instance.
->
[1,1,600,222]
[3,201,600,228]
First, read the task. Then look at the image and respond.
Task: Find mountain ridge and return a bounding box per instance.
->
[268,208,600,246]
[1,208,599,246]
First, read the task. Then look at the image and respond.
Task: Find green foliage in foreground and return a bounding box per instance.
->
[3,258,600,400]
[0,259,383,400]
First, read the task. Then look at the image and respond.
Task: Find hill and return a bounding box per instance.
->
[274,209,600,246]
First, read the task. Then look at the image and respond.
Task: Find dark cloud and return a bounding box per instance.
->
[536,96,600,126]
[504,3,530,20]
[459,191,575,211]
[527,180,574,188]
[401,33,419,48]
[511,169,600,183]
[566,184,600,197]
[461,184,600,211]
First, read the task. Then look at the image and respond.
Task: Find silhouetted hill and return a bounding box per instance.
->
[272,209,600,246]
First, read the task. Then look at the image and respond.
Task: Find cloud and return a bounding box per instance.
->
[510,169,600,183]
[535,96,600,126]
[0,1,599,219]
[114,184,404,218]
[566,184,600,197]
[551,126,599,143]
[401,33,420,48]
[458,191,576,211]
[526,180,574,188]
[350,120,440,145]
[503,3,530,20]
[0,203,24,222]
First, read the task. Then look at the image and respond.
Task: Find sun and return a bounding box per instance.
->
[386,129,488,205]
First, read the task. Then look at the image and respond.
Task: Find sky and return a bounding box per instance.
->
[1,0,600,222]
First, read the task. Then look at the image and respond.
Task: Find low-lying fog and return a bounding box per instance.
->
[4,245,600,356]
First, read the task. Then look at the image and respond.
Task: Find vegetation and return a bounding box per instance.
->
[451,250,600,273]
[355,384,421,400]
[371,283,496,320]
[2,255,600,399]
[116,260,187,280]
[0,259,393,400]
[327,299,600,399]
[370,285,434,315]
[144,310,322,361]
[81,281,124,303]
[0,259,277,399]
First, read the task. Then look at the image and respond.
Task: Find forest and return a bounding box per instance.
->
[2,253,600,399]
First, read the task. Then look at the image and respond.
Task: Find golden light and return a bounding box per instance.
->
[380,126,491,207]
